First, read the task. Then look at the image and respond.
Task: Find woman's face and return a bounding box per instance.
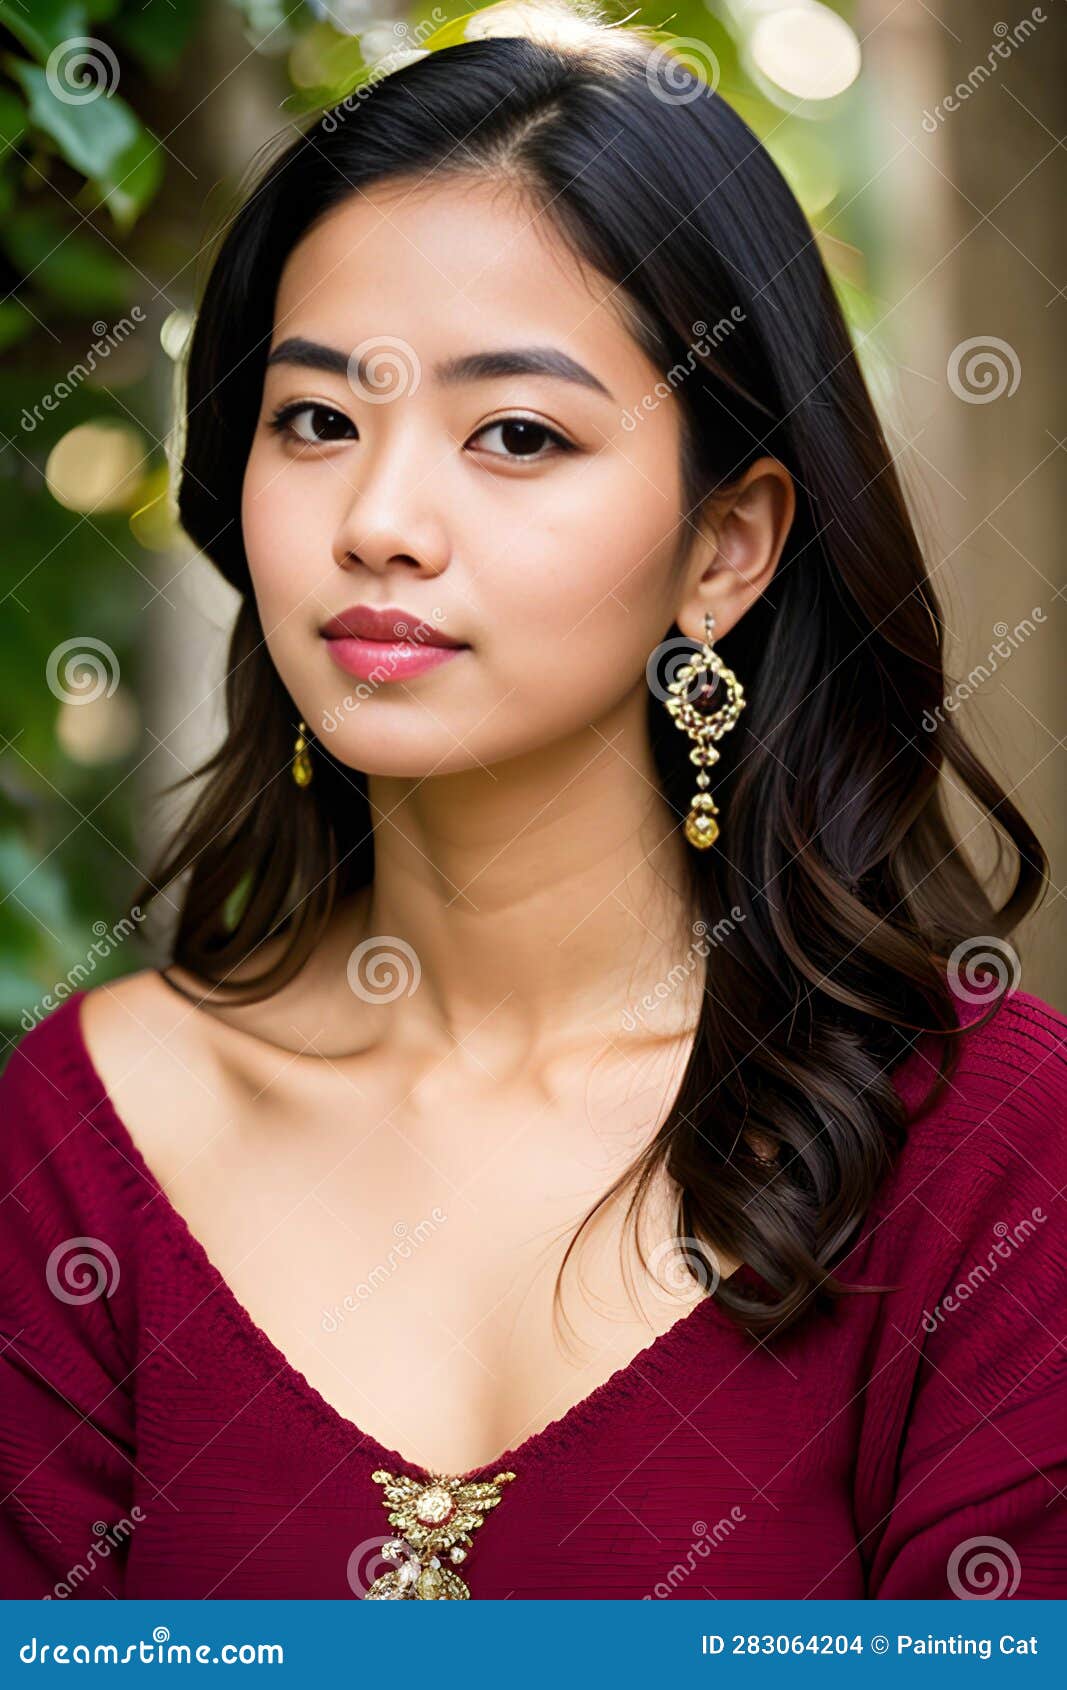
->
[241,176,698,776]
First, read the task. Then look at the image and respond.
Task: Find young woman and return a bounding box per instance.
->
[2,1,1064,1601]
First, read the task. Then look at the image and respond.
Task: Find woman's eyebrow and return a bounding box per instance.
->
[265,336,614,400]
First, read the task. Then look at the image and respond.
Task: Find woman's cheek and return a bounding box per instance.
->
[242,461,322,603]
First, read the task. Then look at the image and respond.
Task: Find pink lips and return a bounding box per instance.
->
[324,637,463,681]
[320,604,468,683]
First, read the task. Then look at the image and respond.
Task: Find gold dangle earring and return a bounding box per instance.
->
[291,718,313,788]
[664,611,745,849]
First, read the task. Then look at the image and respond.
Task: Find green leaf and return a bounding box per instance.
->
[84,123,164,231]
[6,57,163,227]
[8,56,136,175]
[0,299,34,352]
[0,833,73,934]
[0,87,27,149]
[2,206,135,311]
[0,1,89,62]
[287,18,366,99]
[282,76,370,115]
[111,0,204,75]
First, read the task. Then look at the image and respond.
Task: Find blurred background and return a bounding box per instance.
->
[1,0,1063,1043]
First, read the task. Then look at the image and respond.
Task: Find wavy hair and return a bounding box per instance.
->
[130,4,1049,1338]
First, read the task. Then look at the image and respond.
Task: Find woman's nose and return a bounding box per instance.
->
[330,434,450,578]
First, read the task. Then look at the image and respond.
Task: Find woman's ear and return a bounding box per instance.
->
[675,457,795,640]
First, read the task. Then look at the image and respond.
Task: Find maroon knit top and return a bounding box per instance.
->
[1,984,1064,1599]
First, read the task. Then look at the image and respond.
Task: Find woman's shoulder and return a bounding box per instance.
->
[895,984,1066,1164]
[0,984,143,1279]
[871,984,1066,1263]
[0,985,151,1448]
[952,981,1067,1074]
[0,986,100,1169]
[4,967,209,1090]
[0,970,223,1188]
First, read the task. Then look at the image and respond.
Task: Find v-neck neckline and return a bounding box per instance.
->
[62,986,758,1485]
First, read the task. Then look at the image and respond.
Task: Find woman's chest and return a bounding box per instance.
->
[101,1007,871,1597]
[123,1239,869,1600]
[121,1046,737,1476]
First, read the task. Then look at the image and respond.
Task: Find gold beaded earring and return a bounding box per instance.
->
[664,611,745,849]
[291,719,313,788]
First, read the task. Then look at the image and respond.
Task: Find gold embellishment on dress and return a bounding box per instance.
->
[364,1467,517,1599]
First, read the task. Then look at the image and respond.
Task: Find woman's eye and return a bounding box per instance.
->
[471,418,573,461]
[268,402,356,445]
[267,403,573,461]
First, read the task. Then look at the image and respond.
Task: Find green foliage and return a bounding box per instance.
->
[0,0,201,1042]
[6,57,162,228]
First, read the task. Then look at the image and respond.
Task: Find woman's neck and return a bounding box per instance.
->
[346,722,704,1059]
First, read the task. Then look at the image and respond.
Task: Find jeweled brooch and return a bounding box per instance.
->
[364,1467,517,1599]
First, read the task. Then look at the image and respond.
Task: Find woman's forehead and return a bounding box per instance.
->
[272,182,656,392]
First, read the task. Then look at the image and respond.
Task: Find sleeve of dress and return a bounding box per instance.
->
[868,994,1067,1598]
[0,1015,137,1598]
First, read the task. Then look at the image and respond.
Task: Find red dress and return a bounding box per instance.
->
[1,984,1065,1598]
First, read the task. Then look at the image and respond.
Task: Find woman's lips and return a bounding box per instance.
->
[322,634,466,682]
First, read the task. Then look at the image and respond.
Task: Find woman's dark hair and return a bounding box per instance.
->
[131,1,1049,1339]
